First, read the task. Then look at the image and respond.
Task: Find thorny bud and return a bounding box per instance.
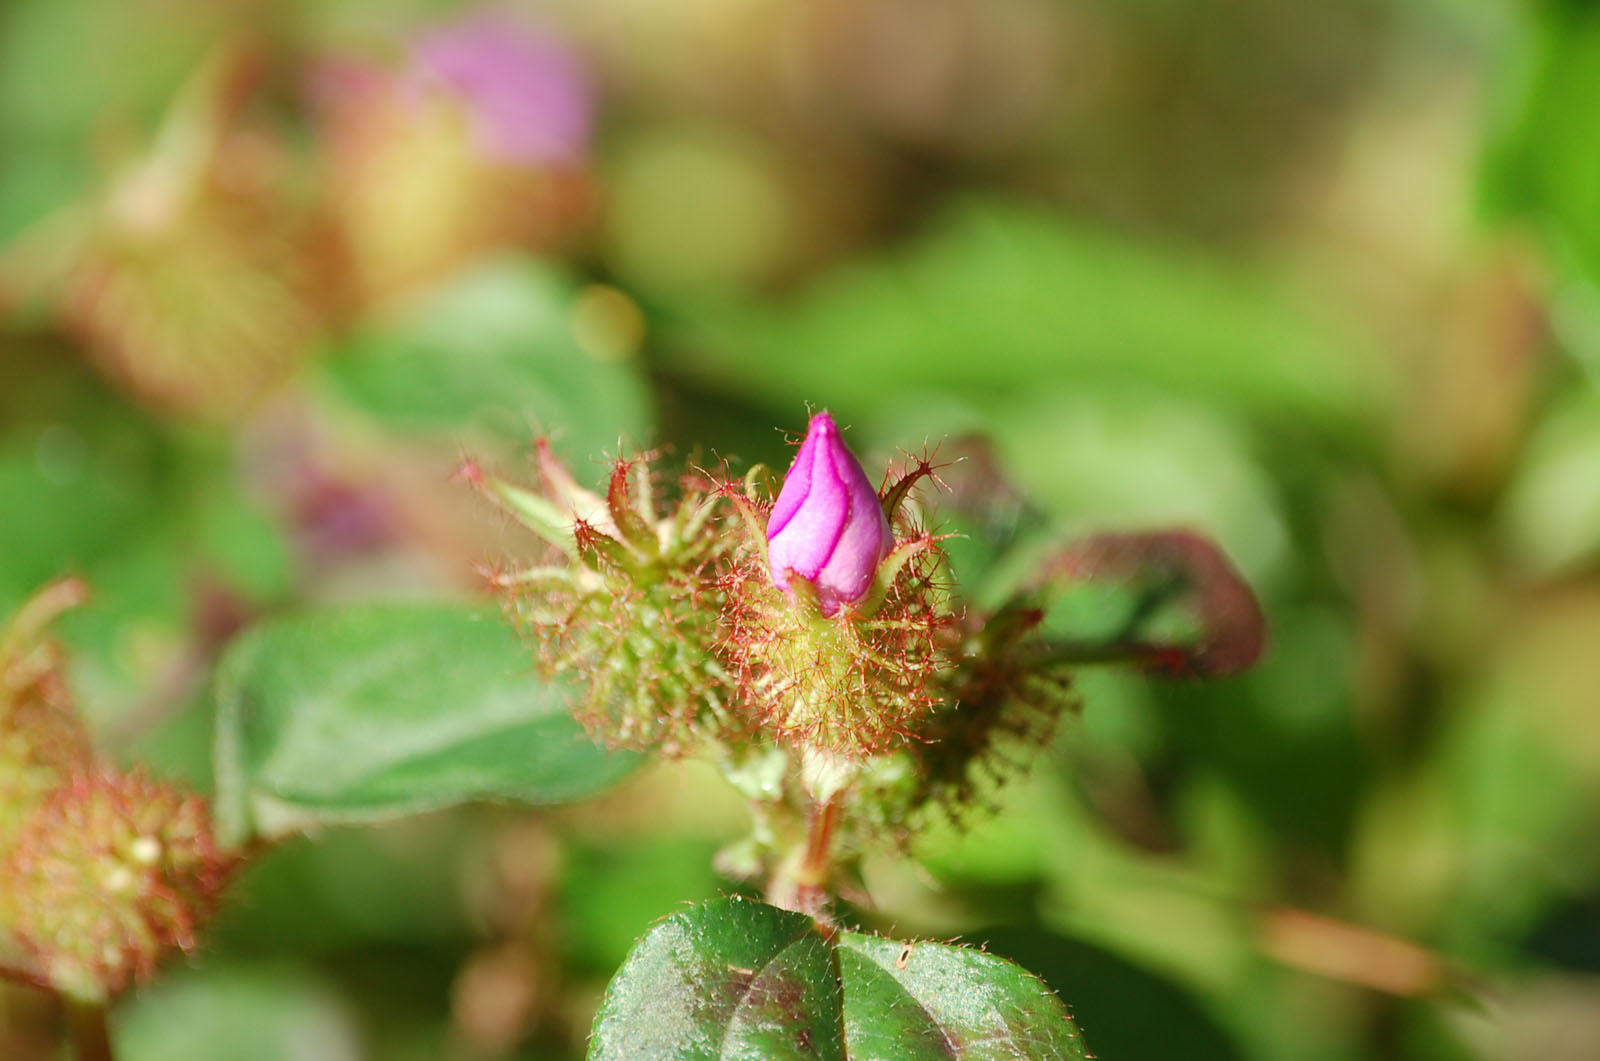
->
[474,443,736,753]
[860,604,1079,838]
[4,770,233,1002]
[0,582,235,1002]
[766,411,893,616]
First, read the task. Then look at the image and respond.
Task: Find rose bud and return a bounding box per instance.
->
[766,412,893,615]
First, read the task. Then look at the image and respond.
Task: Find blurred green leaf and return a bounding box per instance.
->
[606,126,795,296]
[215,818,478,953]
[662,199,1386,434]
[0,347,296,711]
[560,836,726,977]
[0,0,219,240]
[128,687,214,789]
[0,0,223,139]
[1423,610,1600,966]
[322,258,652,458]
[1498,390,1600,576]
[1485,5,1600,288]
[1144,604,1366,853]
[588,897,1090,1060]
[976,389,1291,589]
[192,484,293,602]
[0,431,155,613]
[118,962,364,1061]
[211,603,640,846]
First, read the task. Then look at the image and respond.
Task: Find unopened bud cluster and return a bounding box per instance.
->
[476,413,1075,839]
[0,581,233,1002]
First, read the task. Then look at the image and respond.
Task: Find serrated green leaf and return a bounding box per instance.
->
[589,898,1090,1061]
[211,603,639,846]
[588,897,842,1061]
[836,934,1092,1061]
[118,962,363,1061]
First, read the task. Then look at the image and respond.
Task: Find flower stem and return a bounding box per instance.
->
[68,999,114,1061]
[795,797,843,926]
[801,798,841,885]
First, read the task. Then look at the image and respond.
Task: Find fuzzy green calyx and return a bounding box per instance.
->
[826,603,1078,847]
[720,536,954,760]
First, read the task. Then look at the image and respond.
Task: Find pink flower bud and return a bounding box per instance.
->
[766,412,893,615]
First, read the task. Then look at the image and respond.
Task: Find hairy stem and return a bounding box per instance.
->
[766,796,843,925]
[801,798,842,888]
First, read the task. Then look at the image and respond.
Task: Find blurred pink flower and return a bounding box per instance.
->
[307,9,596,305]
[406,10,592,165]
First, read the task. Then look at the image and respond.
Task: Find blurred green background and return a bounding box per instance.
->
[4,0,1600,1057]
